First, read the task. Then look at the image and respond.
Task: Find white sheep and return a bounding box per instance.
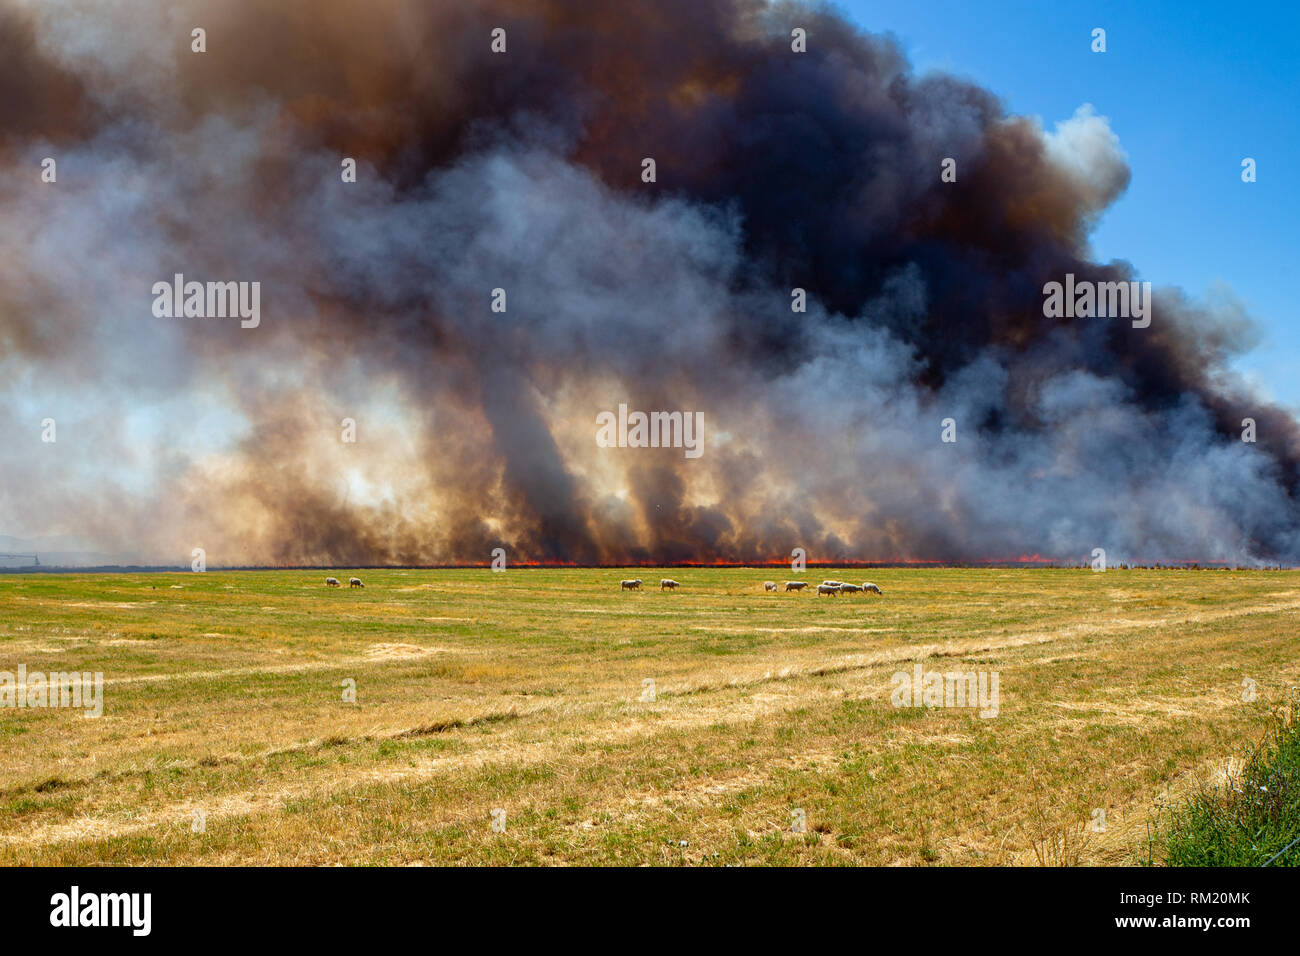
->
[621,579,643,590]
[325,577,341,587]
[660,579,680,590]
[817,584,840,596]
[861,582,883,594]
[349,577,364,588]
[784,581,809,591]
[763,581,777,591]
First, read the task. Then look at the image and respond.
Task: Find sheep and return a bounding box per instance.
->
[764,581,778,592]
[784,581,809,591]
[325,577,341,587]
[660,579,680,590]
[821,580,843,588]
[349,577,364,588]
[817,584,840,596]
[839,583,863,593]
[861,582,883,594]
[621,579,643,591]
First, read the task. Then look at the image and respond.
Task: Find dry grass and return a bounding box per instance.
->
[0,567,1296,865]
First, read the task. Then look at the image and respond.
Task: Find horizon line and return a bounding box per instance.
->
[2,562,1295,574]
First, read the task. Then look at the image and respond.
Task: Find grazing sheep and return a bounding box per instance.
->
[821,580,843,588]
[349,577,364,588]
[784,581,809,591]
[817,584,840,596]
[660,579,680,590]
[861,582,883,594]
[621,579,643,591]
[839,583,863,593]
[325,577,341,587]
[764,581,777,592]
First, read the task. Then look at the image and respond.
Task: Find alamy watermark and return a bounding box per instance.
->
[891,663,999,718]
[152,274,260,328]
[1,666,103,717]
[1042,274,1151,329]
[596,404,704,459]
[50,886,150,936]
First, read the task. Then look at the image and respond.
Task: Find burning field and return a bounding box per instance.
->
[1,567,1297,865]
[1,0,1298,880]
[1,0,1298,568]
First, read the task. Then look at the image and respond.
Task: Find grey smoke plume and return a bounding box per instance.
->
[0,0,1296,566]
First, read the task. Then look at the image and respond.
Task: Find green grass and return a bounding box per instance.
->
[1144,697,1300,866]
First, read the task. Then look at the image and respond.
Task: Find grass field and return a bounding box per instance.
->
[1,568,1297,866]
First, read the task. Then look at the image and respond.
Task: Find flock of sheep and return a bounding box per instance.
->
[768,578,884,596]
[620,577,883,596]
[806,579,883,596]
[326,574,882,597]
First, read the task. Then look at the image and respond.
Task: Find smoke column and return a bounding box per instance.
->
[1,0,1297,566]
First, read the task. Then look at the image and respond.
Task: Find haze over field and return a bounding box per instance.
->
[2,0,1297,567]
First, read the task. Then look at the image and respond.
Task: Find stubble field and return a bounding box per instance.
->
[1,567,1296,865]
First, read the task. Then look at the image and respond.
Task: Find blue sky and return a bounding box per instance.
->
[839,0,1299,408]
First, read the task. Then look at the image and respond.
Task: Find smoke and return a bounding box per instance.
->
[1,0,1297,566]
